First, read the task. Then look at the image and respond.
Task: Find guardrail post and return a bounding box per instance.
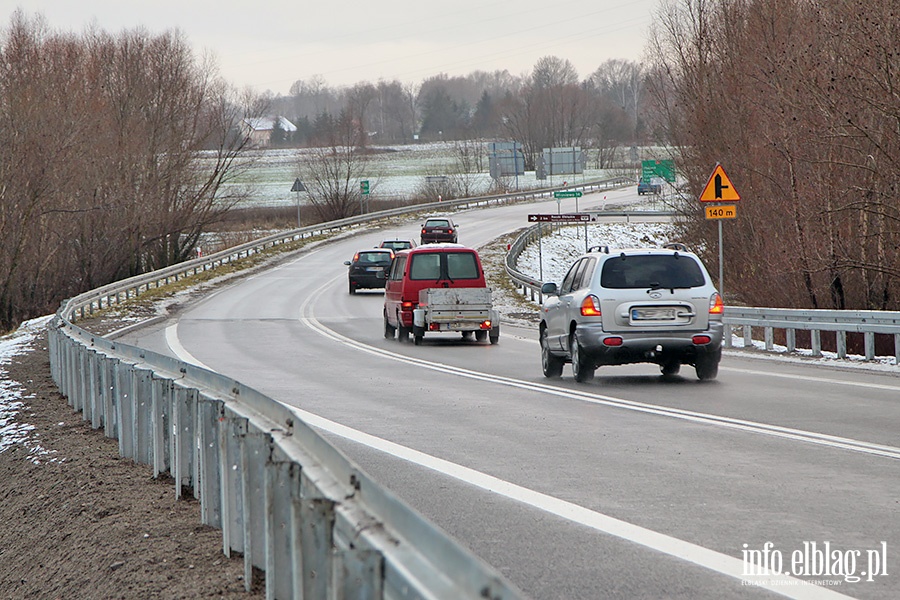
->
[242,429,271,590]
[743,325,753,348]
[198,397,223,528]
[895,334,900,365]
[101,356,118,438]
[297,468,336,600]
[811,330,822,357]
[785,329,796,353]
[864,332,875,360]
[133,367,154,465]
[221,412,248,558]
[266,459,295,600]
[116,362,135,459]
[151,375,173,478]
[171,385,196,499]
[723,324,733,348]
[764,327,774,351]
[836,331,847,359]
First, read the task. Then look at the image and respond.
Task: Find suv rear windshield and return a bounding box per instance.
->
[600,255,705,289]
[409,251,479,280]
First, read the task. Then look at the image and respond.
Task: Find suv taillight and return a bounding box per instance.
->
[580,295,601,317]
[709,292,724,315]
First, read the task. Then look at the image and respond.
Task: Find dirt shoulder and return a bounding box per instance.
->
[0,330,264,599]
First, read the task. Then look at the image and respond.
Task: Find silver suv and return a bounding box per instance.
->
[539,244,724,382]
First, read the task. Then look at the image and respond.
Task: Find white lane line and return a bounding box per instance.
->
[298,281,900,460]
[164,324,212,370]
[163,270,861,599]
[516,336,900,392]
[287,405,851,600]
[164,313,853,599]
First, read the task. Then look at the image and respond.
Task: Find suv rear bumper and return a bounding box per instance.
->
[575,321,724,366]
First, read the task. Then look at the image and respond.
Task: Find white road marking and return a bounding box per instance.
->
[161,269,868,600]
[516,336,900,392]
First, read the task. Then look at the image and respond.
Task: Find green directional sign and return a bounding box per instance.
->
[642,159,675,182]
[554,191,583,199]
[360,180,370,195]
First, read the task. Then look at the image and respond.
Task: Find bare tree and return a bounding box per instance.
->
[646,0,900,311]
[298,108,371,221]
[0,11,257,331]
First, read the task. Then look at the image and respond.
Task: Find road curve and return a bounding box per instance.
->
[122,190,900,600]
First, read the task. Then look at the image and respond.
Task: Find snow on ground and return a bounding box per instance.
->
[0,315,58,463]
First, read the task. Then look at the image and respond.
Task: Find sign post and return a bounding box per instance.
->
[699,164,740,299]
[291,178,306,228]
[359,179,370,214]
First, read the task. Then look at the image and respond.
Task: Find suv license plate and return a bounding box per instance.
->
[632,307,677,321]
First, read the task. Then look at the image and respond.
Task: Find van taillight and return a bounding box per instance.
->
[401,301,416,309]
[580,295,601,317]
[709,293,724,315]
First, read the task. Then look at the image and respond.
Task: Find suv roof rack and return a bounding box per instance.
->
[587,245,610,254]
[662,242,688,252]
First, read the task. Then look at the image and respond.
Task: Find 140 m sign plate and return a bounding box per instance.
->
[705,205,737,220]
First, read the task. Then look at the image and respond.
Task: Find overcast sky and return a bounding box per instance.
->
[5,1,660,95]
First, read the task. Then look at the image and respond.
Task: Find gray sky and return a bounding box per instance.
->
[5,1,659,94]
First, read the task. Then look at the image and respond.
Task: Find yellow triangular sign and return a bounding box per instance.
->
[699,164,740,202]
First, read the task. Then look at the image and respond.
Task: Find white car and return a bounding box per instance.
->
[539,244,724,381]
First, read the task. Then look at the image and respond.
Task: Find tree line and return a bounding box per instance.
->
[267,56,647,171]
[0,12,259,331]
[646,0,900,313]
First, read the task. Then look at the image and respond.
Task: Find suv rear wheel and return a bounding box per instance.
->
[695,351,720,381]
[541,328,564,377]
[570,332,595,382]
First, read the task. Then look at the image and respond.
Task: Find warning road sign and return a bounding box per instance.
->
[699,164,740,202]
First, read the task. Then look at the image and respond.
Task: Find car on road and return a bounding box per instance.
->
[344,248,394,294]
[637,179,662,195]
[378,238,417,252]
[539,243,724,381]
[384,244,496,343]
[420,217,458,244]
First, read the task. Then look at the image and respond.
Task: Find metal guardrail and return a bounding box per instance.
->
[68,177,631,321]
[49,316,524,599]
[46,177,630,599]
[505,223,900,366]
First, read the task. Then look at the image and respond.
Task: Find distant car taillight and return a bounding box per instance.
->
[401,301,416,310]
[580,295,601,317]
[709,292,724,315]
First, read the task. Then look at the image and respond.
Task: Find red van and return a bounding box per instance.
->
[383,244,489,341]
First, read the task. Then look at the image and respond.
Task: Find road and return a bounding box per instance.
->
[121,189,900,600]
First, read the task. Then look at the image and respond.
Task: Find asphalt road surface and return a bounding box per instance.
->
[121,190,900,600]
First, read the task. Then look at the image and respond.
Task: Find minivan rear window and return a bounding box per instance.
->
[600,255,705,289]
[409,251,479,280]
